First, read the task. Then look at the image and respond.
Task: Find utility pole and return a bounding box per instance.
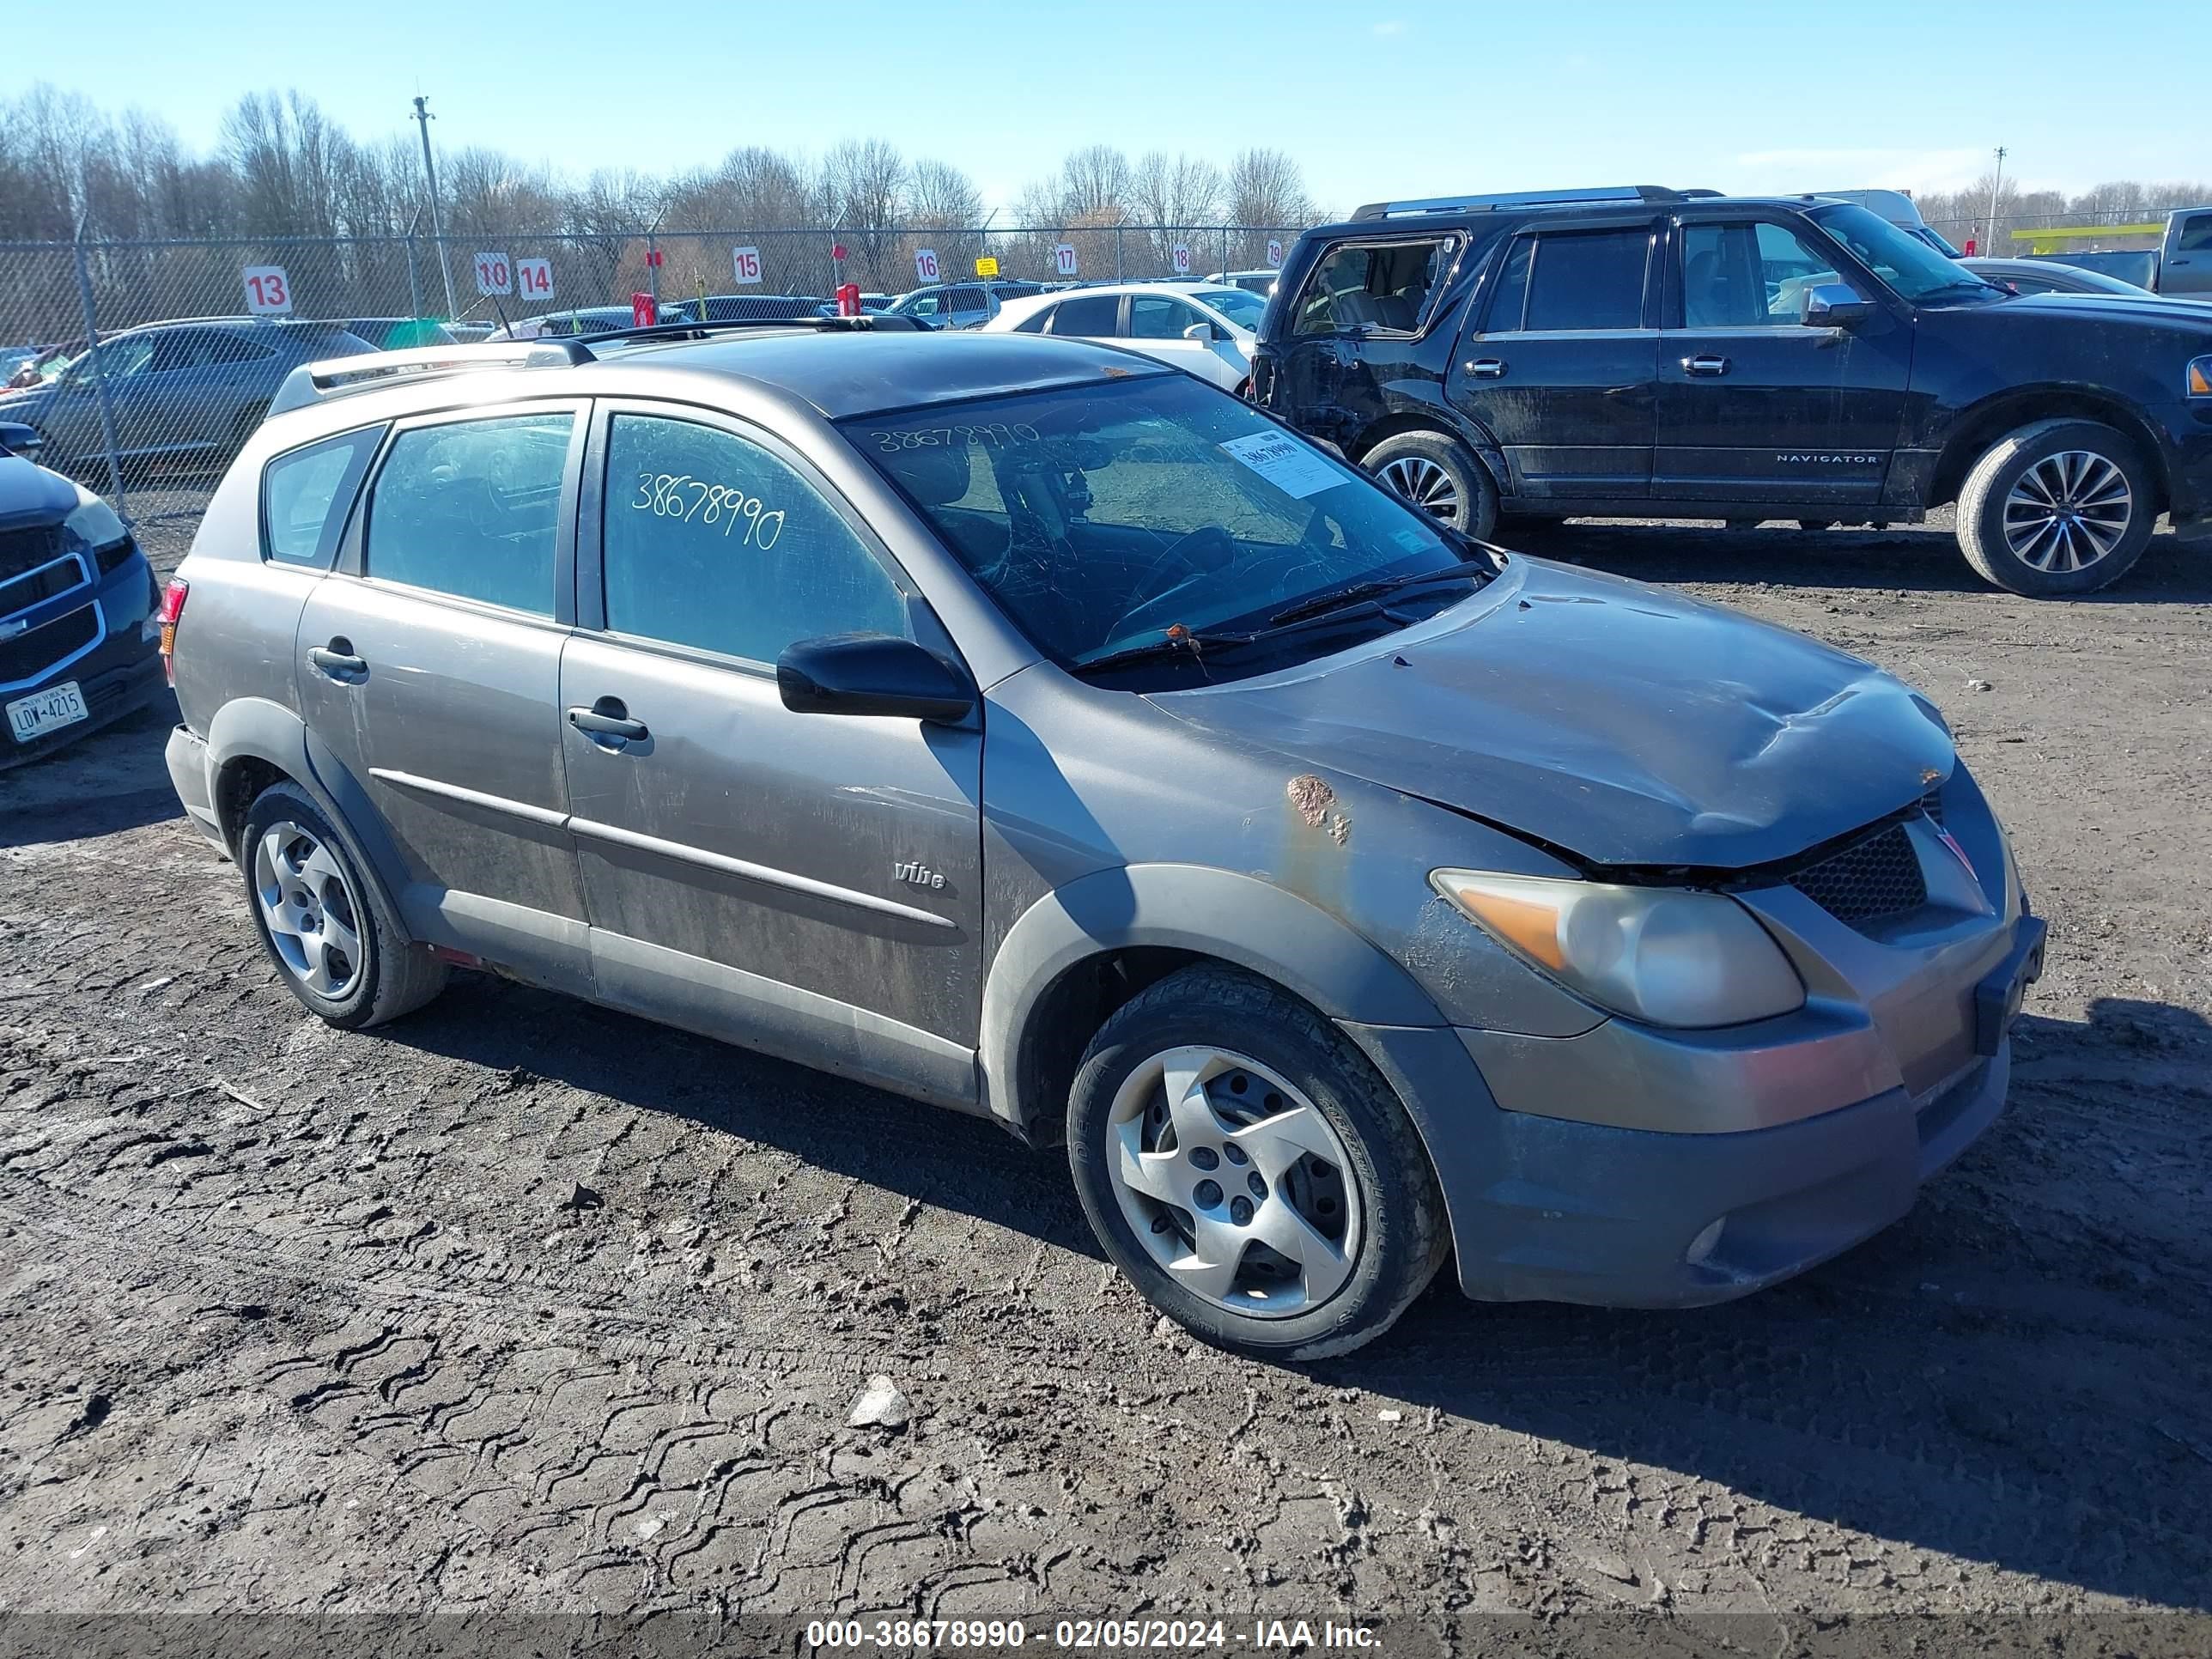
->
[412,94,460,322]
[1984,146,2008,256]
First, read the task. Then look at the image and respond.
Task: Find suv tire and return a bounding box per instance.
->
[1364,431,1499,539]
[239,781,447,1030]
[1955,418,2156,596]
[1066,965,1449,1360]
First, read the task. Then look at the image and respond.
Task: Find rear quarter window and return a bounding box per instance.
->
[261,428,383,568]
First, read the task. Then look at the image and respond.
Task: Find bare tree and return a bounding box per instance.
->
[1057,145,1132,222]
[908,158,983,228]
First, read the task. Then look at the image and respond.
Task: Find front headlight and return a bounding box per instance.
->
[2187,356,2212,398]
[1430,870,1805,1029]
[62,497,128,552]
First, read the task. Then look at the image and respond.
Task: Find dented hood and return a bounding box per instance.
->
[1151,557,1955,870]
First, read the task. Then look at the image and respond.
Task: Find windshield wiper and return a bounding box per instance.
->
[1069,629,1255,677]
[1267,557,1493,626]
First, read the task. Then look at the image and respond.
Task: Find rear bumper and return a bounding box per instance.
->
[164,722,227,851]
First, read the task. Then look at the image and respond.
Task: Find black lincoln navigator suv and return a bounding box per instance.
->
[1249,186,2212,597]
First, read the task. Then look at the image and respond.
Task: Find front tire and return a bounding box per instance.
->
[1364,430,1499,540]
[1066,966,1449,1360]
[239,781,447,1030]
[1954,418,2155,596]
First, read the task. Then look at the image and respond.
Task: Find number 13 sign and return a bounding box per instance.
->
[242,267,292,314]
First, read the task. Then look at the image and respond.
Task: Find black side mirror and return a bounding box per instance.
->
[776,633,976,724]
[1802,283,1877,328]
[0,422,42,459]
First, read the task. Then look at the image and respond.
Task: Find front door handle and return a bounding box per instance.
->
[1466,357,1507,380]
[568,700,649,744]
[307,642,367,680]
[1682,354,1731,377]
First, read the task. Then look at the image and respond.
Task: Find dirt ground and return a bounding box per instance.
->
[2,513,2208,1654]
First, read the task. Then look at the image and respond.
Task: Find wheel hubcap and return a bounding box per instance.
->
[2002,450,2131,573]
[1377,456,1462,526]
[252,821,363,998]
[1103,1046,1363,1318]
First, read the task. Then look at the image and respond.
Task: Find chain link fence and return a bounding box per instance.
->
[0,222,1300,525]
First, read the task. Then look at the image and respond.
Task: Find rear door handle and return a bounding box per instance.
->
[1465,357,1507,380]
[1682,355,1731,377]
[568,702,649,744]
[307,644,367,680]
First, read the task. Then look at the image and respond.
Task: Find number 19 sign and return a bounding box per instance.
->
[474,252,513,296]
[242,266,292,314]
[914,247,940,283]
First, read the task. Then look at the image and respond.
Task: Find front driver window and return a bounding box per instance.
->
[1681,222,1842,327]
[1132,296,1204,339]
[602,413,909,664]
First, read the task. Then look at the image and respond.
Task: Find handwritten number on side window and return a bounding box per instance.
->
[630,471,785,549]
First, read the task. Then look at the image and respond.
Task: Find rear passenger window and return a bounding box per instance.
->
[1520,229,1650,331]
[1291,238,1451,336]
[363,412,572,615]
[602,414,908,664]
[1048,294,1121,335]
[262,428,380,568]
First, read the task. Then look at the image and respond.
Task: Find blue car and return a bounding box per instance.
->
[0,422,166,766]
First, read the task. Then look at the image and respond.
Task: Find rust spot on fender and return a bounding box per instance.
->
[1286,775,1334,829]
[1325,812,1350,846]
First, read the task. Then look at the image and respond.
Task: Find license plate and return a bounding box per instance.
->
[5,680,88,743]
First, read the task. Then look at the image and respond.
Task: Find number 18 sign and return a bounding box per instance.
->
[242,266,292,314]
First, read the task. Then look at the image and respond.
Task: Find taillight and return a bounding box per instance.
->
[158,578,188,685]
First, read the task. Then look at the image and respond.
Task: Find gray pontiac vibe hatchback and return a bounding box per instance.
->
[160,320,2046,1358]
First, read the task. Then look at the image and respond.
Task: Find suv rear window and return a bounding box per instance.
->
[262,428,380,568]
[1291,239,1451,336]
[1489,228,1650,331]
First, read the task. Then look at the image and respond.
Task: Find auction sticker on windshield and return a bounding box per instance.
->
[1218,429,1341,499]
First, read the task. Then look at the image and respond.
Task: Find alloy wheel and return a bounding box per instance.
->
[1377,455,1462,525]
[2002,449,2132,573]
[252,821,363,998]
[1103,1045,1363,1317]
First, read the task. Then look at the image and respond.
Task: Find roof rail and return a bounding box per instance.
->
[265,315,928,416]
[1351,185,1717,220]
[269,341,588,415]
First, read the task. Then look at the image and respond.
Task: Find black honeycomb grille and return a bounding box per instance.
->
[1790,820,1927,927]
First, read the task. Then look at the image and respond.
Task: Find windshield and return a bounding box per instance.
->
[848,374,1477,675]
[1804,203,2000,302]
[1195,289,1267,331]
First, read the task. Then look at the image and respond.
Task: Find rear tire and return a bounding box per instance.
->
[1364,430,1499,540]
[239,781,447,1030]
[1954,418,2154,597]
[1066,965,1449,1361]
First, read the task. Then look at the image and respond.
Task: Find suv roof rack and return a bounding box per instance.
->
[268,314,926,414]
[1351,185,1720,220]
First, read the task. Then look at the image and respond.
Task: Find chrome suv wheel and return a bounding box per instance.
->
[1956,417,2156,598]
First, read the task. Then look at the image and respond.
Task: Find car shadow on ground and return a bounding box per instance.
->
[0,699,180,847]
[1505,520,2212,604]
[385,968,2212,1611]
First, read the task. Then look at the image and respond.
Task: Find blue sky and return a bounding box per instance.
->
[12,0,2206,214]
